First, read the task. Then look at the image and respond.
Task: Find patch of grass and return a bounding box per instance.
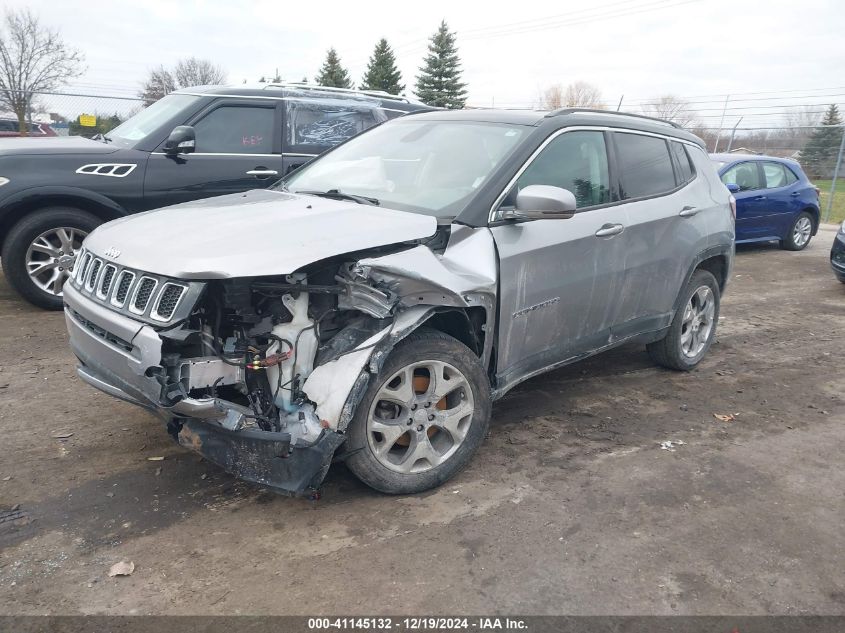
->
[814,178,845,224]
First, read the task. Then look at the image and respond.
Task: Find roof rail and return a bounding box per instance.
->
[263,82,413,104]
[544,107,682,129]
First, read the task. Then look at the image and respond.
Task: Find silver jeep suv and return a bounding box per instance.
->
[64,108,734,496]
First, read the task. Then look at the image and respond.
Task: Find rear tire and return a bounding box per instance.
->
[781,211,814,251]
[1,207,101,310]
[345,328,491,495]
[647,269,720,371]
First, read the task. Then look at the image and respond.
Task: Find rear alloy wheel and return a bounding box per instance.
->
[1,207,101,310]
[647,269,720,371]
[345,329,490,494]
[781,211,814,251]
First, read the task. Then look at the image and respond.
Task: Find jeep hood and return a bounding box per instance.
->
[83,189,438,278]
[0,135,120,156]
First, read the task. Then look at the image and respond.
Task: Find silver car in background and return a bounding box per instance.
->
[63,108,734,496]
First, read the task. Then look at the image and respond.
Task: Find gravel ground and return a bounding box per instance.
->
[0,225,843,615]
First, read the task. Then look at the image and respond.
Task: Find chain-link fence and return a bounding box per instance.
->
[2,89,844,225]
[0,89,143,138]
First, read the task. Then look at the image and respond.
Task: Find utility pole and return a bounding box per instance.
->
[824,126,845,223]
[726,117,743,153]
[713,93,730,153]
[616,95,624,112]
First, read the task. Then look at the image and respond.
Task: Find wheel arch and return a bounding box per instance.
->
[421,307,487,358]
[803,205,821,235]
[695,253,729,293]
[0,187,127,249]
[671,246,732,318]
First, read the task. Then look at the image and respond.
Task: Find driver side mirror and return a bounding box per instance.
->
[725,183,741,194]
[163,125,196,155]
[504,185,577,220]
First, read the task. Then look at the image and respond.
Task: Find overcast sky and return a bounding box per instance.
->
[5,0,845,127]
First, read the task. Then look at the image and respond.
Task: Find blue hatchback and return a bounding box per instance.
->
[711,153,821,250]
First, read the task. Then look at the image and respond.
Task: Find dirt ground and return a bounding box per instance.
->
[0,225,843,616]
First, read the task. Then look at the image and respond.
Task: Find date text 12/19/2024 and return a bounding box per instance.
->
[307,617,528,631]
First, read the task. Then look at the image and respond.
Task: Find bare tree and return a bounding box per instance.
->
[641,95,698,128]
[539,83,563,109]
[0,8,84,135]
[563,80,603,108]
[139,66,177,106]
[139,57,225,106]
[174,57,226,88]
[781,105,823,150]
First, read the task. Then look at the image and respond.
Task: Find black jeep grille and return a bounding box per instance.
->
[86,259,102,290]
[133,278,156,312]
[155,284,184,319]
[114,271,134,305]
[99,265,116,297]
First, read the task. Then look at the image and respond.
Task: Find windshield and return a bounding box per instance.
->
[107,94,202,147]
[279,119,528,217]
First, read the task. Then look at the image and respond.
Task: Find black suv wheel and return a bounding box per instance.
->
[2,207,101,310]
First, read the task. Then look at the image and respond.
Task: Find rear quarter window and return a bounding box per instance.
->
[615,132,676,199]
[670,141,695,185]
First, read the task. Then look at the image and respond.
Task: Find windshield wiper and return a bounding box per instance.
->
[92,133,112,144]
[295,189,380,206]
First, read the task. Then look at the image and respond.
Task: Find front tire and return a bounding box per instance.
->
[1,207,100,310]
[781,211,814,251]
[345,329,491,494]
[647,269,720,371]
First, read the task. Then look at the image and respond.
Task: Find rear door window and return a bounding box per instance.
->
[762,162,791,189]
[721,162,762,191]
[615,132,676,198]
[285,100,384,154]
[192,106,275,154]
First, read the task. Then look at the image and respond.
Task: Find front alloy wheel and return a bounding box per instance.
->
[1,207,101,310]
[25,226,87,296]
[346,329,491,494]
[367,360,475,474]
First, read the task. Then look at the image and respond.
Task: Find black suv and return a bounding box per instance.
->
[0,83,429,309]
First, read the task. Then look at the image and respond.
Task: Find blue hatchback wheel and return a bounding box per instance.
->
[782,212,814,251]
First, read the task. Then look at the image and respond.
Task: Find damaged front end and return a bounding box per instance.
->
[64,224,496,497]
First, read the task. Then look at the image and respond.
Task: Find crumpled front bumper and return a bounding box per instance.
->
[63,282,343,496]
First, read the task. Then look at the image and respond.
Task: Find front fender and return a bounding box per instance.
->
[0,185,128,219]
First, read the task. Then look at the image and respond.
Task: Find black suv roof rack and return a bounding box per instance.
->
[544,107,683,129]
[263,82,416,104]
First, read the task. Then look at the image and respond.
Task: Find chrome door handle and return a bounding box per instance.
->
[754,195,767,200]
[246,169,279,177]
[679,206,699,217]
[595,223,624,237]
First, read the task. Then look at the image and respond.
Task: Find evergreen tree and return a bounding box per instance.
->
[415,21,467,109]
[360,38,404,94]
[315,48,352,89]
[802,104,843,178]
